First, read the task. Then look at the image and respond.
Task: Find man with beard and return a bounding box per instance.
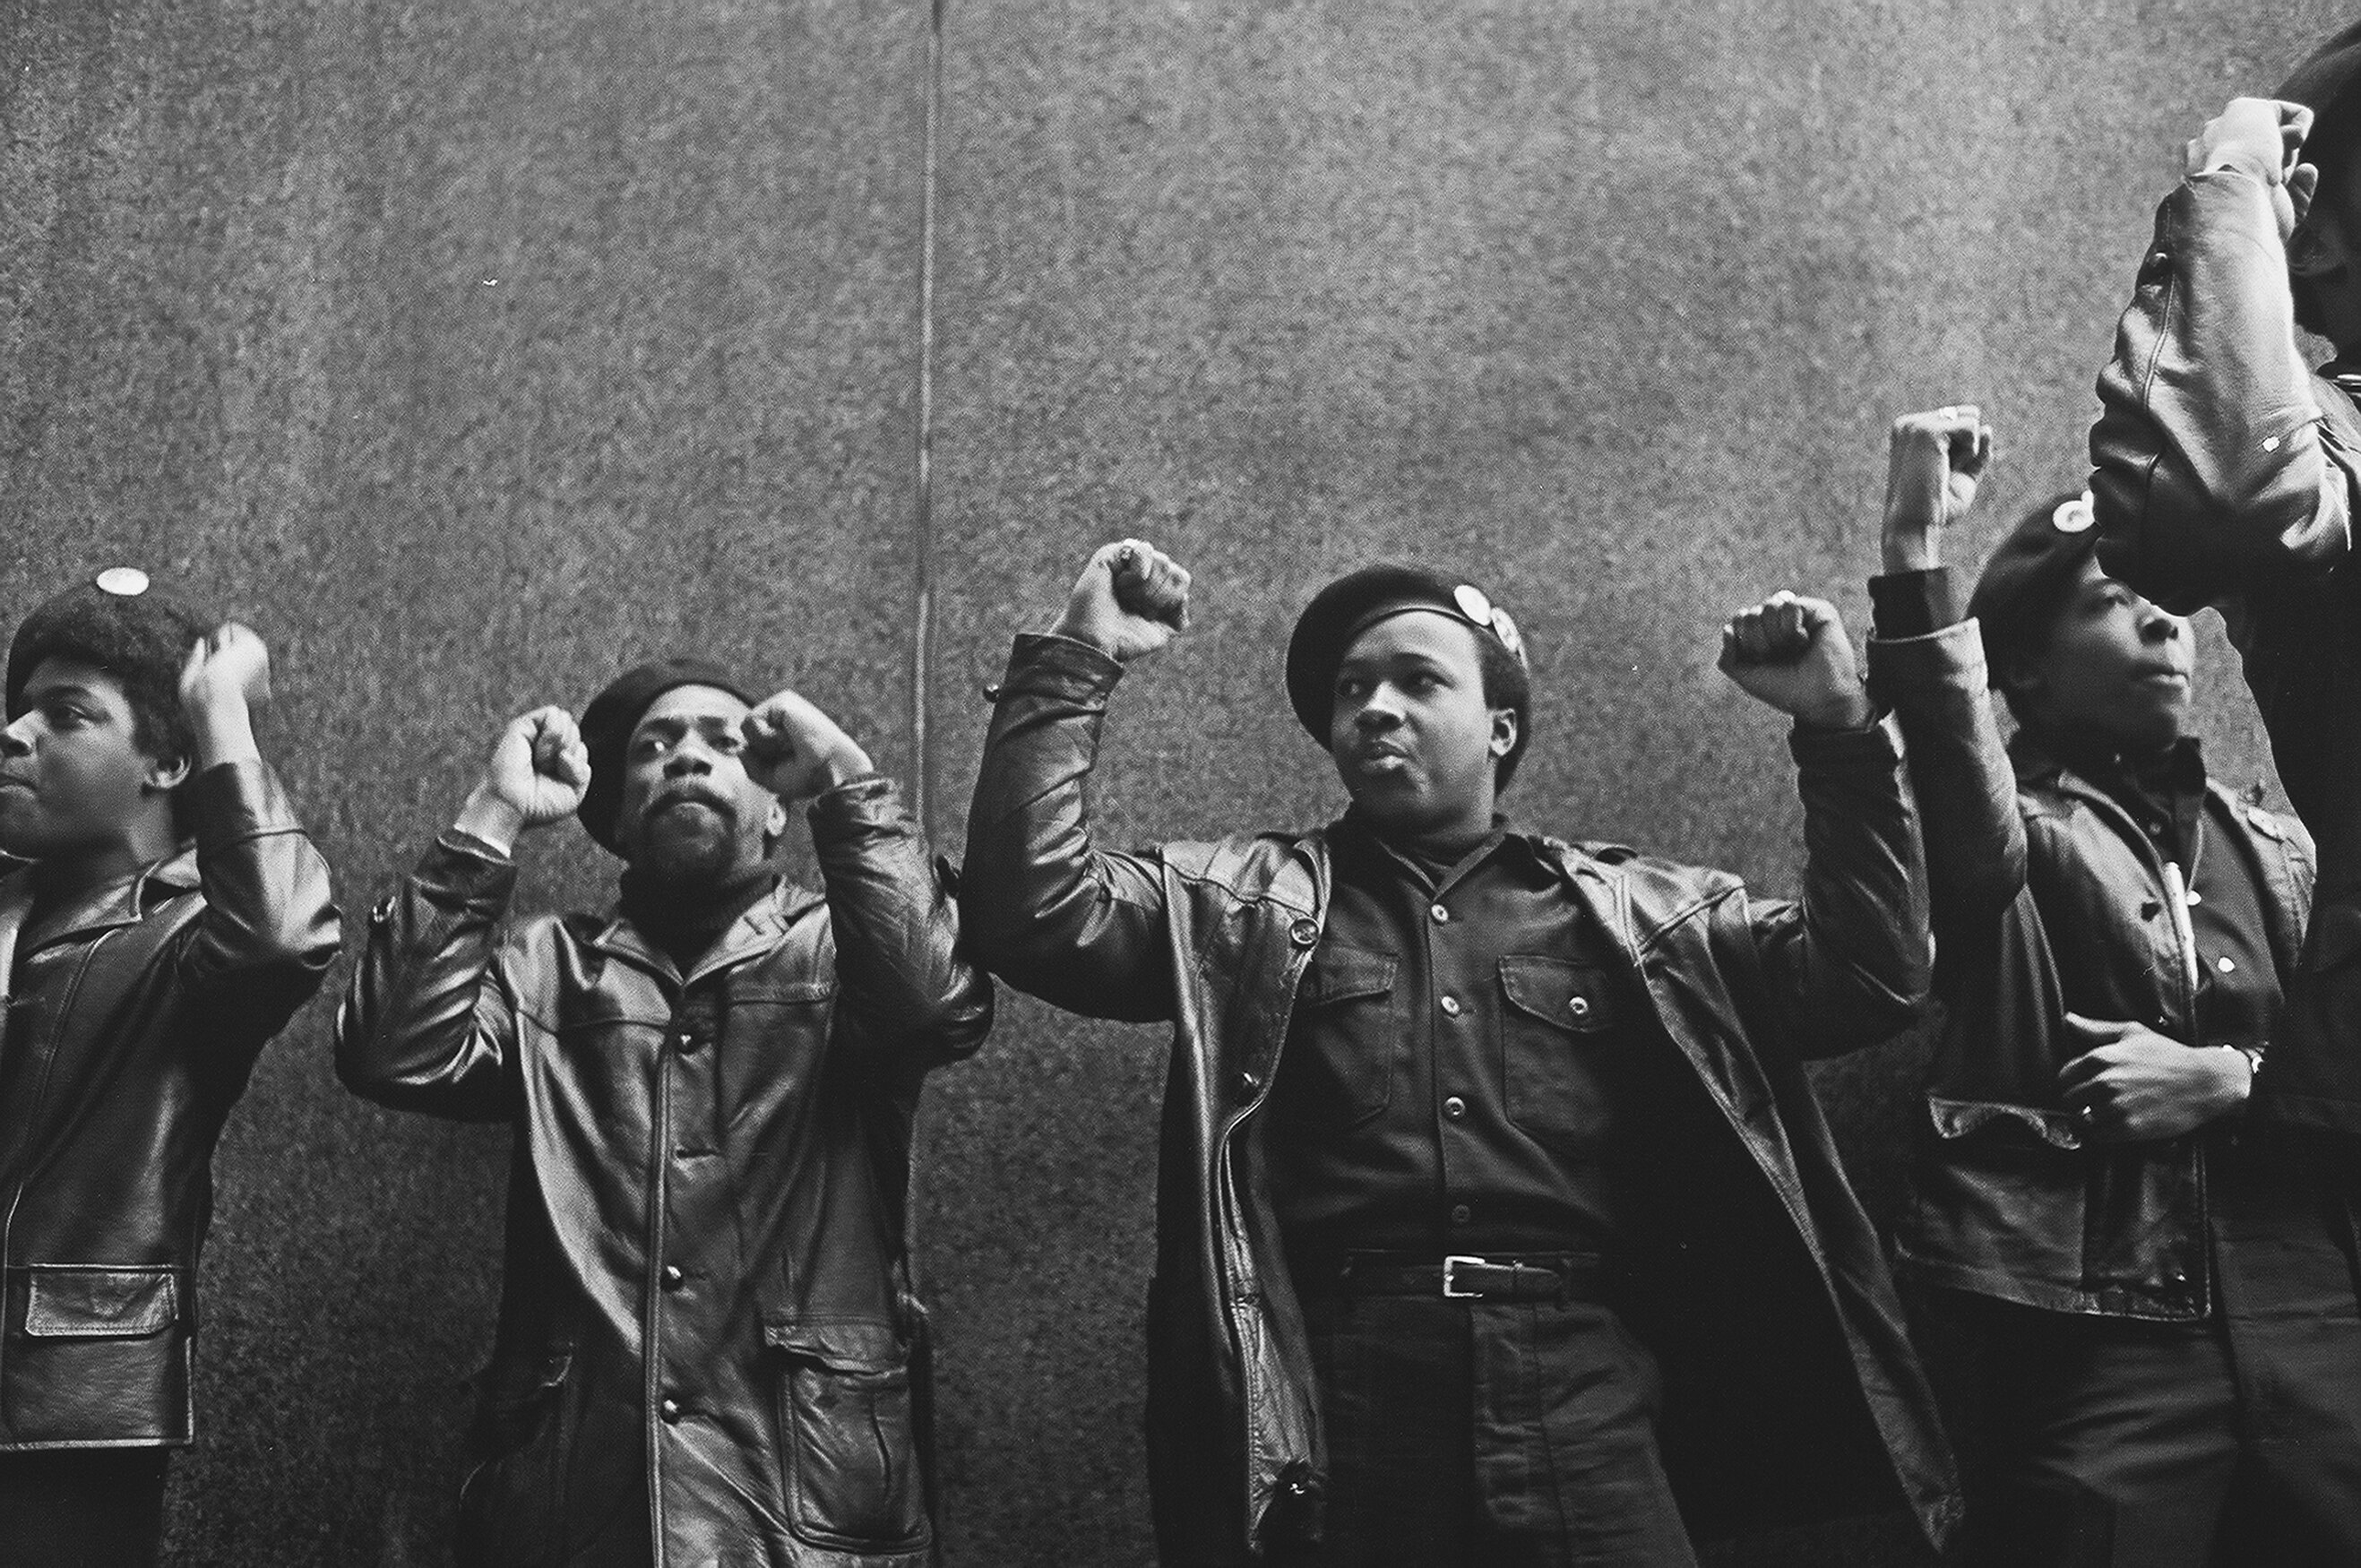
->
[0,572,338,1566]
[959,543,1957,1565]
[338,659,991,1568]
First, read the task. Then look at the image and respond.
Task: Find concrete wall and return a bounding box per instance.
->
[0,2,2342,1562]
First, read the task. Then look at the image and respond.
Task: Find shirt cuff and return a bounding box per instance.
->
[1869,567,1960,639]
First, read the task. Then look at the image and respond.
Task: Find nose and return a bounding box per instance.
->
[0,714,30,758]
[1354,686,1404,729]
[662,739,714,777]
[2137,601,2187,643]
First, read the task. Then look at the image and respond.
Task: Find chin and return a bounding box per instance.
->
[633,826,737,885]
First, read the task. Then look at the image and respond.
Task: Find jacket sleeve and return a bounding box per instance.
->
[332,831,524,1122]
[2090,161,2361,608]
[960,633,1178,1022]
[807,774,993,1073]
[1746,718,1932,1057]
[174,756,341,1035]
[1866,619,2029,952]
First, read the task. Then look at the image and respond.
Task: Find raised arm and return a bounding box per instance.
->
[335,705,589,1120]
[1862,407,2029,939]
[961,541,1191,1022]
[171,623,340,1032]
[737,690,991,1070]
[2091,97,2360,607]
[1719,592,1930,1053]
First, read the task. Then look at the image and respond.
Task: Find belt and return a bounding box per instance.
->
[1300,1251,1606,1303]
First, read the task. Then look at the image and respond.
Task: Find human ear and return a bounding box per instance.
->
[142,753,191,796]
[1490,708,1519,760]
[767,798,788,840]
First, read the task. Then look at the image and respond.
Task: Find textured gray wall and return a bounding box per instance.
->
[0,2,2344,1563]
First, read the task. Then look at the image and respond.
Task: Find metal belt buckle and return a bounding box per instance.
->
[1442,1254,1487,1299]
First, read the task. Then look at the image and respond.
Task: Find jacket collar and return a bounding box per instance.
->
[13,843,200,954]
[590,874,827,988]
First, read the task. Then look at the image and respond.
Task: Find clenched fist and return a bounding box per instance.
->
[459,706,593,852]
[738,690,873,802]
[1052,540,1192,663]
[1883,406,1994,573]
[180,622,271,768]
[1719,592,1872,729]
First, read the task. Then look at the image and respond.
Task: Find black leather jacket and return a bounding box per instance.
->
[336,777,989,1568]
[2090,147,2361,1135]
[0,758,338,1450]
[962,633,1960,1561]
[1872,621,2314,1320]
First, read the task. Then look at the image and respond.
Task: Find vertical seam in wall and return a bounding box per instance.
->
[909,0,946,841]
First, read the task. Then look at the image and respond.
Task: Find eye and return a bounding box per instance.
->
[1335,676,1367,701]
[633,735,670,760]
[711,728,745,754]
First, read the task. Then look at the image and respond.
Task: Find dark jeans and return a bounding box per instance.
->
[0,1449,169,1568]
[1920,1147,2361,1568]
[1266,1291,1697,1568]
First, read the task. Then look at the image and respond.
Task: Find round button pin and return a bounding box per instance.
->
[94,567,151,597]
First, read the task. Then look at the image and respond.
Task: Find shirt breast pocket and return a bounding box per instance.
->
[1498,954,1616,1156]
[1292,943,1400,1127]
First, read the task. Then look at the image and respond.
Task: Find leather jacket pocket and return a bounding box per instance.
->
[1287,943,1399,1127]
[22,1266,178,1338]
[768,1317,930,1553]
[1498,955,1615,1155]
[453,1347,574,1568]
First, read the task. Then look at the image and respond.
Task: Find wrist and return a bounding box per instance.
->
[1880,527,1941,575]
[1794,687,1874,732]
[185,696,260,769]
[455,785,528,855]
[814,743,875,793]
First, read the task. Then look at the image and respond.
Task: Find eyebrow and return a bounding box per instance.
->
[633,712,737,740]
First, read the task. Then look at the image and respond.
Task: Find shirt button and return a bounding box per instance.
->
[2217,955,2236,974]
[1568,995,1591,1022]
[1450,1203,1472,1225]
[1439,995,1462,1018]
[1429,904,1450,925]
[1443,1096,1467,1120]
[660,1398,683,1424]
[661,1265,685,1290]
[674,1029,701,1055]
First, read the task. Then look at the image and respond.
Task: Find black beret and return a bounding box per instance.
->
[1965,491,2100,683]
[1285,563,1529,748]
[2281,22,2361,184]
[577,658,754,853]
[6,570,205,759]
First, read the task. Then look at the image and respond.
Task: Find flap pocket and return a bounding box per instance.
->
[764,1316,907,1374]
[1499,955,1612,1032]
[1297,943,1396,1007]
[23,1267,179,1339]
[1926,1096,2082,1151]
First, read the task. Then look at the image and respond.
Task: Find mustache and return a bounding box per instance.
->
[650,782,736,818]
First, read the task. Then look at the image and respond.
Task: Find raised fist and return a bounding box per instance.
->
[2188,98,2318,238]
[1883,406,1994,573]
[179,622,272,716]
[1719,591,1870,730]
[738,689,873,803]
[478,706,592,837]
[1052,540,1192,663]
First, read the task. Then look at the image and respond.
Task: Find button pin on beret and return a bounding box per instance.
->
[2050,492,2095,535]
[94,567,151,596]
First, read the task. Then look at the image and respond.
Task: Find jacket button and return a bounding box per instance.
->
[673,1029,701,1055]
[1450,1203,1472,1225]
[659,1397,682,1423]
[1237,1070,1260,1099]
[1568,995,1591,1021]
[661,1265,685,1290]
[1288,918,1319,948]
[1443,1096,1467,1120]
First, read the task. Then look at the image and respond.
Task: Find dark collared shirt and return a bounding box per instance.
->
[1266,812,1666,1261]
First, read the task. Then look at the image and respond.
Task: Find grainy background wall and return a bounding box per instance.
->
[0,2,2345,1563]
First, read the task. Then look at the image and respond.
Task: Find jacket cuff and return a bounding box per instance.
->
[995,633,1125,706]
[807,773,903,835]
[418,831,521,909]
[185,757,304,851]
[1867,619,1989,700]
[1788,711,1901,768]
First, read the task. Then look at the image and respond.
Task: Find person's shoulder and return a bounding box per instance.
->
[1538,835,1746,909]
[1161,830,1318,906]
